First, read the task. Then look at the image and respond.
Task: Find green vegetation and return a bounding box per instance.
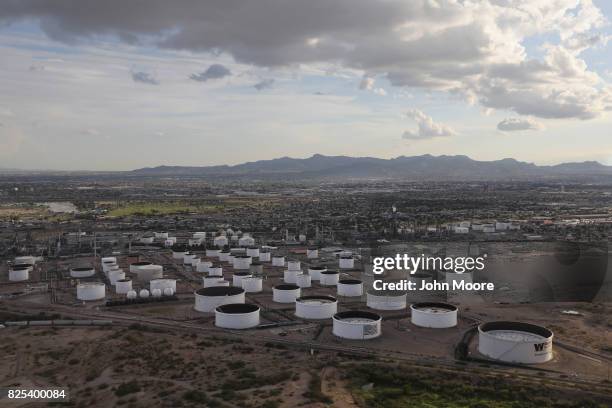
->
[347,363,607,408]
[114,381,141,397]
[302,372,333,404]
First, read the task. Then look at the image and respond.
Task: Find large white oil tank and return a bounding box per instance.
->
[296,273,312,288]
[215,303,260,329]
[163,287,174,296]
[134,264,163,282]
[259,251,271,262]
[337,279,363,297]
[233,255,252,270]
[214,236,229,247]
[287,260,301,271]
[164,239,175,247]
[410,302,458,328]
[126,290,137,299]
[155,232,169,239]
[283,269,301,284]
[308,266,326,281]
[129,261,153,274]
[101,256,117,264]
[102,261,118,273]
[139,289,150,298]
[140,236,154,244]
[332,311,382,340]
[295,295,338,319]
[239,236,255,247]
[77,282,105,301]
[320,270,340,286]
[182,253,196,265]
[194,287,245,312]
[15,256,35,265]
[246,247,260,258]
[70,267,96,278]
[206,248,220,258]
[151,288,162,298]
[219,250,230,262]
[9,266,30,281]
[197,261,213,273]
[339,256,355,269]
[172,250,187,260]
[208,265,223,276]
[478,321,553,364]
[150,279,177,294]
[241,276,263,293]
[232,271,252,287]
[271,256,285,267]
[306,247,319,259]
[272,284,301,303]
[115,279,132,294]
[366,290,407,310]
[108,269,126,285]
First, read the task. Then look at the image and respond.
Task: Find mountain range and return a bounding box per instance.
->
[131,154,612,181]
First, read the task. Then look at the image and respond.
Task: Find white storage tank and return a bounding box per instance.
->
[219,250,230,262]
[9,266,30,281]
[208,265,223,276]
[155,232,169,239]
[133,264,163,282]
[108,270,125,285]
[271,256,285,267]
[139,289,150,298]
[333,311,382,340]
[259,251,271,262]
[296,273,312,288]
[238,236,255,247]
[337,279,363,297]
[283,269,301,284]
[115,279,132,294]
[197,261,213,273]
[320,270,340,286]
[163,287,174,296]
[150,279,177,294]
[206,248,220,258]
[102,261,118,273]
[182,253,196,265]
[339,256,355,269]
[77,282,105,301]
[246,247,260,257]
[410,302,458,328]
[194,287,245,313]
[233,255,252,270]
[478,321,553,364]
[172,250,187,259]
[151,288,162,298]
[215,303,260,329]
[214,236,229,247]
[203,277,230,288]
[15,256,35,265]
[232,271,252,287]
[101,256,117,264]
[295,295,338,319]
[241,276,263,293]
[308,266,326,281]
[140,236,154,244]
[129,261,153,274]
[287,260,301,271]
[126,290,137,299]
[366,290,407,310]
[272,284,301,303]
[70,267,96,278]
[306,247,319,259]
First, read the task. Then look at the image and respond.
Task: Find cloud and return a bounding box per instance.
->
[402,109,456,140]
[497,118,542,132]
[0,108,15,117]
[254,78,274,91]
[0,0,610,119]
[359,75,386,96]
[189,64,231,82]
[82,128,99,136]
[131,71,159,85]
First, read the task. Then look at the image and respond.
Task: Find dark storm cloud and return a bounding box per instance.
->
[189,64,231,82]
[1,0,609,119]
[131,71,159,85]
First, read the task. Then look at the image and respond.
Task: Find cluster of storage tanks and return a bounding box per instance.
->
[7,255,38,281]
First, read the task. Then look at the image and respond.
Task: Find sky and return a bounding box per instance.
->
[0,0,611,171]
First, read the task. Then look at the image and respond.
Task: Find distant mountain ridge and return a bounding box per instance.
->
[131,154,612,181]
